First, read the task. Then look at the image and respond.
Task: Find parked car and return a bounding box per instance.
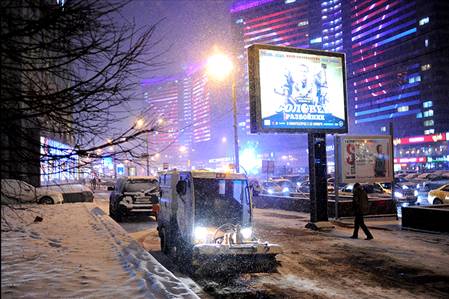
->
[109,176,160,222]
[427,184,449,205]
[1,179,64,204]
[339,183,391,199]
[41,184,94,203]
[374,182,417,204]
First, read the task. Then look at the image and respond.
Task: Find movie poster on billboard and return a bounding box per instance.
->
[248,44,348,133]
[338,136,393,184]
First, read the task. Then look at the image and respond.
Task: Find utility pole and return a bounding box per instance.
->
[232,76,240,173]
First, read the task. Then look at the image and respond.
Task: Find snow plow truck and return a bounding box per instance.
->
[157,170,282,276]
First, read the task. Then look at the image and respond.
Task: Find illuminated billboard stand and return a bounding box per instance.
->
[248,44,348,227]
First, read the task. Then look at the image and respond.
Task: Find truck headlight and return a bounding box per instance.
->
[194,226,208,243]
[240,227,252,239]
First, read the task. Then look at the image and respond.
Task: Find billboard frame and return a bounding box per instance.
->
[248,44,349,134]
[336,135,394,184]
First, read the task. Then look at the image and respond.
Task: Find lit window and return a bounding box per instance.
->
[423,101,433,108]
[416,113,423,119]
[381,126,386,132]
[424,120,434,127]
[423,110,434,117]
[397,106,409,112]
[425,39,429,47]
[421,64,431,71]
[419,17,429,26]
[298,20,309,27]
[408,75,421,84]
[285,0,296,4]
[424,129,435,135]
[235,18,244,24]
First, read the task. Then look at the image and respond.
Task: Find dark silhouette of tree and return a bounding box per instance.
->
[1,0,168,190]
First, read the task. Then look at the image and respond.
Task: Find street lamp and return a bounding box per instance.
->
[206,52,240,172]
[135,117,150,176]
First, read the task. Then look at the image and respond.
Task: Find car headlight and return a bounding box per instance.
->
[240,227,252,239]
[394,191,404,199]
[282,187,289,193]
[267,189,274,194]
[194,226,208,243]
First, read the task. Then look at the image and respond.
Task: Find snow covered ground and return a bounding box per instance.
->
[1,203,199,299]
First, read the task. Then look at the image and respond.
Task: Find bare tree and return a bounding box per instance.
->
[1,0,168,189]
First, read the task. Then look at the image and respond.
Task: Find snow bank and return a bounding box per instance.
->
[1,204,199,299]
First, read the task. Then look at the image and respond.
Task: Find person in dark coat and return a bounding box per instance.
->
[351,183,373,240]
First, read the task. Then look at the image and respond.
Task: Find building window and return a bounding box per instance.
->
[397,106,409,112]
[424,120,434,127]
[424,129,435,135]
[421,64,431,71]
[423,101,433,108]
[419,17,429,26]
[408,75,421,84]
[381,126,386,132]
[416,112,423,119]
[423,110,434,117]
[425,39,429,47]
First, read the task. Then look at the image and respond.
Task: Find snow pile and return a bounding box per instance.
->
[1,204,199,299]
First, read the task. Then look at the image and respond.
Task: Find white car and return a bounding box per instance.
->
[1,179,64,204]
[41,184,94,203]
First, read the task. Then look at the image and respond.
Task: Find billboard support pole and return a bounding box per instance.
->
[307,133,329,224]
[389,122,397,219]
[334,135,340,219]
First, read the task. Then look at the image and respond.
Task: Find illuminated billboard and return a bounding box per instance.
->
[336,136,393,184]
[248,44,348,133]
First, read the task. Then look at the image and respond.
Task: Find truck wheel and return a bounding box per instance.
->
[109,202,123,222]
[160,227,170,254]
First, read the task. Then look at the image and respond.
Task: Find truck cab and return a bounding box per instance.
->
[157,170,281,275]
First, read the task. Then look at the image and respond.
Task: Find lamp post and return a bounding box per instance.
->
[136,117,150,176]
[207,52,240,172]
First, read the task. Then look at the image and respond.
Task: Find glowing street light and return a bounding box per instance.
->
[206,53,233,81]
[135,117,145,129]
[206,50,240,172]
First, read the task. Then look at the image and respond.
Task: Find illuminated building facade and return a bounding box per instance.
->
[345,0,449,138]
[141,65,223,169]
[229,0,448,173]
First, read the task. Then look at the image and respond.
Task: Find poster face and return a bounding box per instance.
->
[338,136,393,184]
[248,45,348,133]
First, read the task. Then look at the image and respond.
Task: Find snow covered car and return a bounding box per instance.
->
[1,179,64,204]
[41,184,94,203]
[109,176,160,222]
[427,184,449,205]
[157,170,282,276]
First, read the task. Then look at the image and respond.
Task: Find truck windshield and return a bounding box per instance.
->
[194,178,251,227]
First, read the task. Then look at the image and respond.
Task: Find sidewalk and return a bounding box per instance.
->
[1,204,199,299]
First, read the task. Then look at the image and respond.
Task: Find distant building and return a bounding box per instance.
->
[229,0,449,172]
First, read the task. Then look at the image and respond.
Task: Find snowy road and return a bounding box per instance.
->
[94,193,449,298]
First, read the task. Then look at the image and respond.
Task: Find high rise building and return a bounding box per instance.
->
[141,65,230,169]
[229,0,448,171]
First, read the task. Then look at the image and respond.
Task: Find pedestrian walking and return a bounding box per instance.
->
[351,183,373,240]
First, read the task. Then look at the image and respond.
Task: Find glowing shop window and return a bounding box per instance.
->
[397,106,409,112]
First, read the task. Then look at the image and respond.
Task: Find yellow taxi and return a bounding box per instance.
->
[428,184,449,205]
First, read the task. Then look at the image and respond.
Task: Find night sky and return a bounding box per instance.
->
[121,0,234,78]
